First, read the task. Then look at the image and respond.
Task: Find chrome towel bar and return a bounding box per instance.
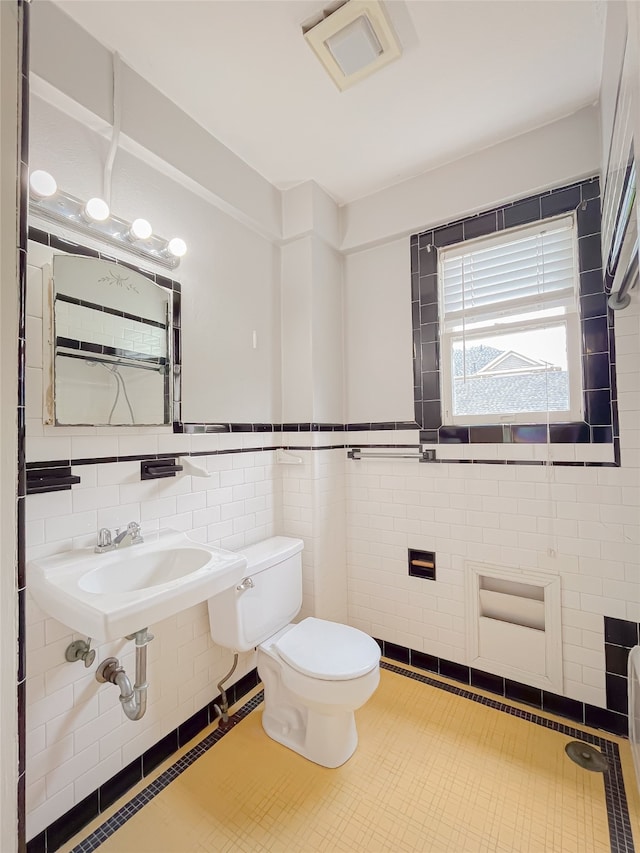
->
[348,448,435,462]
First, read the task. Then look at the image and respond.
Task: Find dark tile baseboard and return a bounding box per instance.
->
[25,668,260,853]
[380,661,633,853]
[374,637,629,738]
[53,662,637,853]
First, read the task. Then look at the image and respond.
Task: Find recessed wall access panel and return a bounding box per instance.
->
[408,549,436,580]
[465,562,562,693]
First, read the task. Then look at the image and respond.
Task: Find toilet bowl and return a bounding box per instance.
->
[207,537,380,767]
[259,618,380,767]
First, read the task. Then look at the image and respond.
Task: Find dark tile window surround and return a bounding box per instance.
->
[411,177,620,467]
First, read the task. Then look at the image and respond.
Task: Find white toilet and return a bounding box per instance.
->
[207,536,380,768]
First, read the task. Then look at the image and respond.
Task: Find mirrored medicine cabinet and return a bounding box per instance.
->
[44,253,178,427]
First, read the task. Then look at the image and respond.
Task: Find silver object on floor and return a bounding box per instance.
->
[565,741,609,772]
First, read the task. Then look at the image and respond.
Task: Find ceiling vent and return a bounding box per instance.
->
[303,0,402,91]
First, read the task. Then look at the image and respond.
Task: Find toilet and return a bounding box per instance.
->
[207,536,380,768]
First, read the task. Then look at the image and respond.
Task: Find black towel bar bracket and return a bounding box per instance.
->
[141,459,183,480]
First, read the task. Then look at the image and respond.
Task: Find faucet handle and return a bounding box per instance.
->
[95,528,113,553]
[127,521,144,543]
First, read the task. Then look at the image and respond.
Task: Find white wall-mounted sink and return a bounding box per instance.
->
[28,529,248,641]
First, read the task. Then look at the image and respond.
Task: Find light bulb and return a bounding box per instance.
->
[84,197,110,222]
[29,170,57,199]
[130,218,153,240]
[167,237,187,258]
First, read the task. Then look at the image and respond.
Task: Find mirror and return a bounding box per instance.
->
[50,254,173,426]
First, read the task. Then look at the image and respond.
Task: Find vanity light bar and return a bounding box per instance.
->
[28,177,185,271]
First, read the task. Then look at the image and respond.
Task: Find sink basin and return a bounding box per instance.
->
[79,548,214,594]
[28,529,248,641]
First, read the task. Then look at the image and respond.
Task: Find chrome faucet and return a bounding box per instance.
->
[95,528,114,553]
[95,522,143,553]
[113,521,144,548]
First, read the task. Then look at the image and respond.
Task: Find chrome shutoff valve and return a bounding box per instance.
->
[65,638,96,668]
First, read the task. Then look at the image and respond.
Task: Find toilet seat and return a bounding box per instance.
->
[274,617,380,681]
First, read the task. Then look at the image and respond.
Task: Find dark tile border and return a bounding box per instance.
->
[380,661,635,853]
[181,421,420,434]
[605,617,640,718]
[18,3,30,849]
[26,436,620,480]
[373,638,629,737]
[51,661,635,853]
[26,669,259,853]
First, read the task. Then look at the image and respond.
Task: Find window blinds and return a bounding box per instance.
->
[440,215,577,322]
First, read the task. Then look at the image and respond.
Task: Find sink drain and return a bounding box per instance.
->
[565,741,609,772]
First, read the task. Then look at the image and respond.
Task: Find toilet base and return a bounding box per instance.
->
[257,636,378,768]
[262,704,358,768]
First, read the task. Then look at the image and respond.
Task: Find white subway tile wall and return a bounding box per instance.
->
[25,447,281,838]
[345,299,640,709]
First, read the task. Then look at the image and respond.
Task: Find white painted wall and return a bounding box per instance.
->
[280,237,314,423]
[0,3,20,849]
[30,95,281,426]
[29,0,281,241]
[341,105,601,252]
[345,237,414,423]
[281,183,344,425]
[310,237,343,423]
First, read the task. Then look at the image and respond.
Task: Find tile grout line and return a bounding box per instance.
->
[381,661,635,853]
[69,692,264,853]
[68,662,635,853]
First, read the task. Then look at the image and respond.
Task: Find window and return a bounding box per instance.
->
[438,214,583,426]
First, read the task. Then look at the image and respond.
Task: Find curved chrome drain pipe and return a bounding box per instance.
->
[96,628,154,721]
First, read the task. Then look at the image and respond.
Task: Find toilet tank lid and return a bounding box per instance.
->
[275,617,380,681]
[237,536,303,574]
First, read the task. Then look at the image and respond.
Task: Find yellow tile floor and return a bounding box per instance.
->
[64,664,640,853]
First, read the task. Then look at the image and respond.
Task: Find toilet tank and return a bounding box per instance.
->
[208,536,304,652]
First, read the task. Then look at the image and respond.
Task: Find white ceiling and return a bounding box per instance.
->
[55,0,606,204]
